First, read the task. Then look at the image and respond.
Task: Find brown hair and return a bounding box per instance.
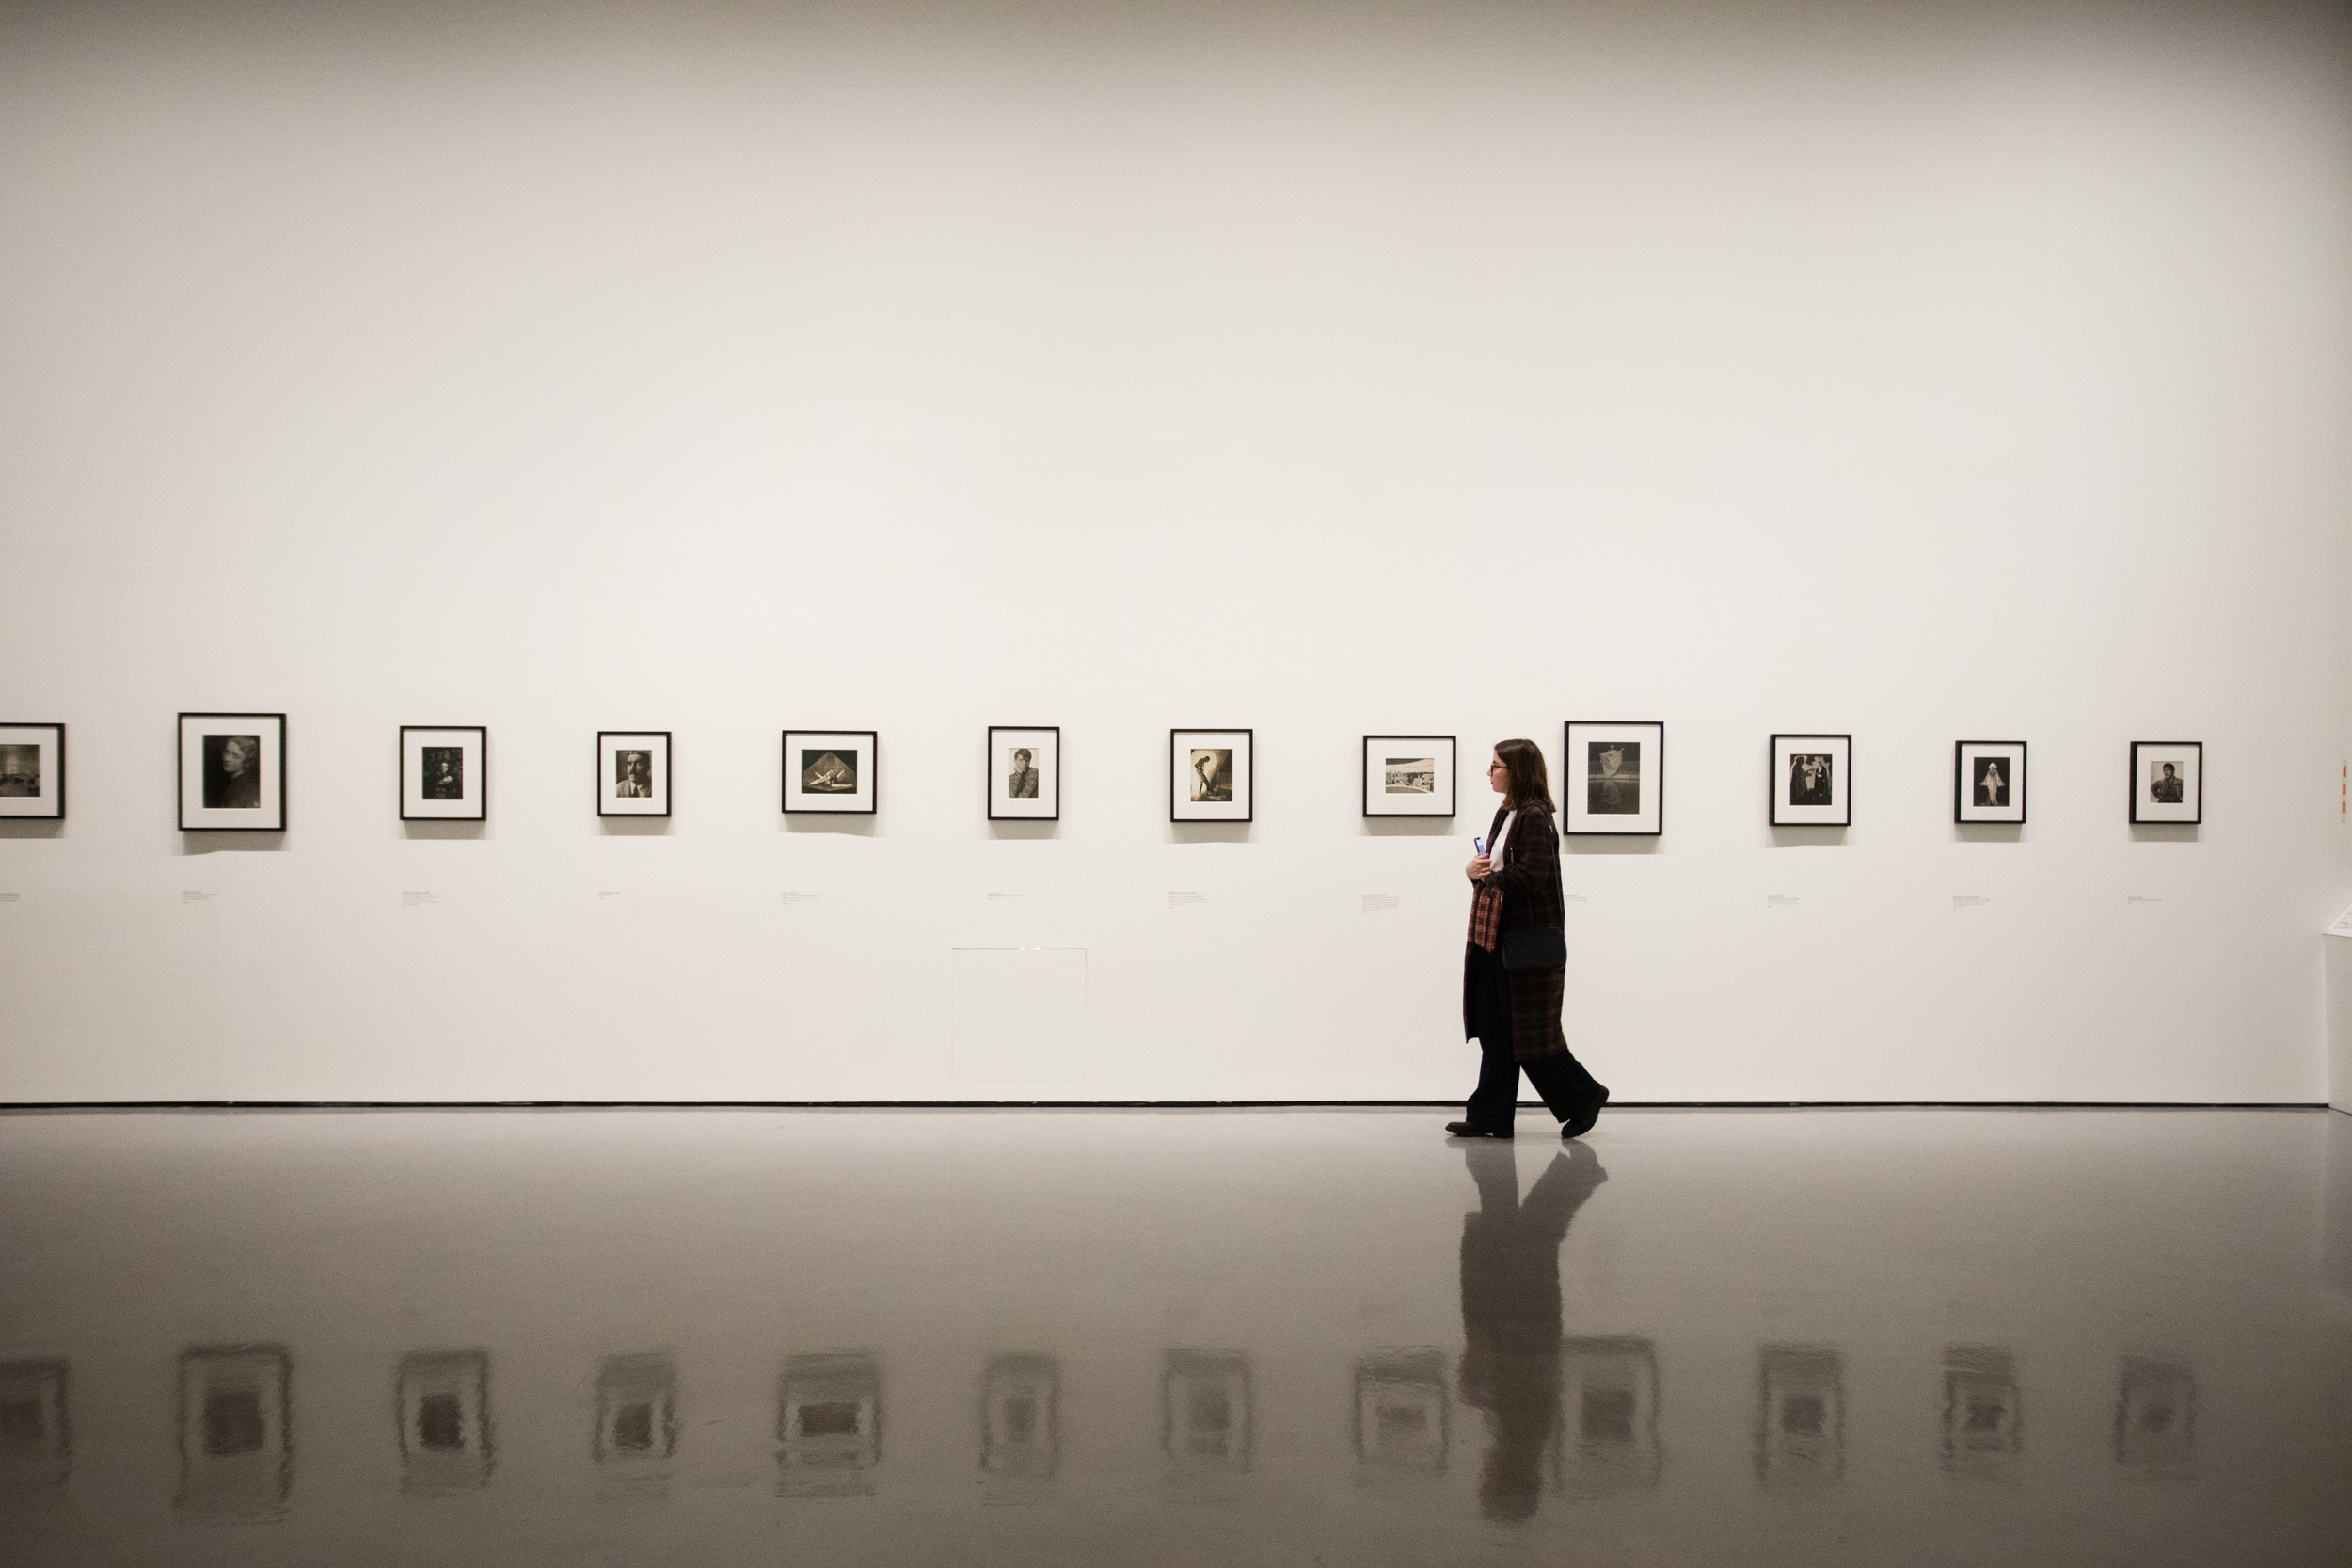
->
[1492,737,1553,813]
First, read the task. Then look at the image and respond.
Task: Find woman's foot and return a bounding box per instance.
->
[1560,1086,1610,1140]
[1444,1121,1513,1140]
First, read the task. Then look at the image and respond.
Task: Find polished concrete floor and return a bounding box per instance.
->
[0,1106,2346,1566]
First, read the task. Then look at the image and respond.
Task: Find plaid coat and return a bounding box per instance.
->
[1464,803,1567,1063]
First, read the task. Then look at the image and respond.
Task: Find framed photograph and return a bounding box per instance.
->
[1954,741,2026,824]
[401,726,486,822]
[784,731,877,815]
[178,714,285,832]
[0,723,64,819]
[2130,741,2201,825]
[596,732,670,817]
[988,727,1059,821]
[1171,729,1251,822]
[1769,734,1851,827]
[1564,721,1663,835]
[1362,736,1454,817]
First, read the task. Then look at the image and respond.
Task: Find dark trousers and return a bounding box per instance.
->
[1464,944,1604,1130]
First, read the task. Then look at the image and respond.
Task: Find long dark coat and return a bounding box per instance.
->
[1463,803,1567,1063]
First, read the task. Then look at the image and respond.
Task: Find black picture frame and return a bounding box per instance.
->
[987,726,1060,821]
[178,713,287,832]
[1170,728,1252,822]
[2129,741,2202,825]
[1953,740,2027,824]
[597,731,671,818]
[0,722,65,820]
[782,731,879,815]
[400,726,487,823]
[1769,733,1851,828]
[1362,735,1456,818]
[1563,721,1664,836]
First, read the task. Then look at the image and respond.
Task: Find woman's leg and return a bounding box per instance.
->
[1520,1049,1605,1123]
[1462,1035,1522,1131]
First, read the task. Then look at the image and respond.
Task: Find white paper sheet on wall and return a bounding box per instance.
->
[2327,904,2352,938]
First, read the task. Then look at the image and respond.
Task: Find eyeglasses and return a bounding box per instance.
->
[1486,761,1506,771]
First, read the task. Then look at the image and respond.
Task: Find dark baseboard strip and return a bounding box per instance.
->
[0,1099,2330,1113]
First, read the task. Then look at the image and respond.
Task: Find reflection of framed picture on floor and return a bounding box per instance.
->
[1171,730,1251,822]
[179,714,286,832]
[988,727,1058,821]
[784,731,877,814]
[2129,741,2201,825]
[1564,721,1662,836]
[0,723,64,819]
[178,1345,292,1521]
[1362,736,1454,817]
[1769,734,1851,828]
[1954,741,2026,824]
[596,731,670,817]
[401,726,486,822]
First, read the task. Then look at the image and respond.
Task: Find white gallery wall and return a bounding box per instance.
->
[1,0,2348,1104]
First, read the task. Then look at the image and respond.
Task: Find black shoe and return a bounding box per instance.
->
[1560,1087,1610,1140]
[1444,1121,1513,1140]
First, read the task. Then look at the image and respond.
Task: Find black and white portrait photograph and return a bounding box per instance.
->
[1362,735,1455,817]
[1769,734,1851,827]
[782,731,877,814]
[2130,741,2201,825]
[178,713,285,832]
[1170,729,1252,822]
[1954,740,2027,824]
[401,727,486,822]
[0,723,64,819]
[204,735,262,809]
[1564,721,1664,835]
[988,727,1060,820]
[596,731,670,817]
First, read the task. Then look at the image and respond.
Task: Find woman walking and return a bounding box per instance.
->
[1446,738,1610,1140]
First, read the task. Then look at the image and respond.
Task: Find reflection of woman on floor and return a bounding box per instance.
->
[1458,1141,1609,1520]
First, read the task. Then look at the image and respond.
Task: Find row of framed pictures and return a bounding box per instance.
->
[1369,730,2203,829]
[0,719,2206,832]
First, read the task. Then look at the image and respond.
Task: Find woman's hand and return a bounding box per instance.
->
[1465,854,1491,881]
